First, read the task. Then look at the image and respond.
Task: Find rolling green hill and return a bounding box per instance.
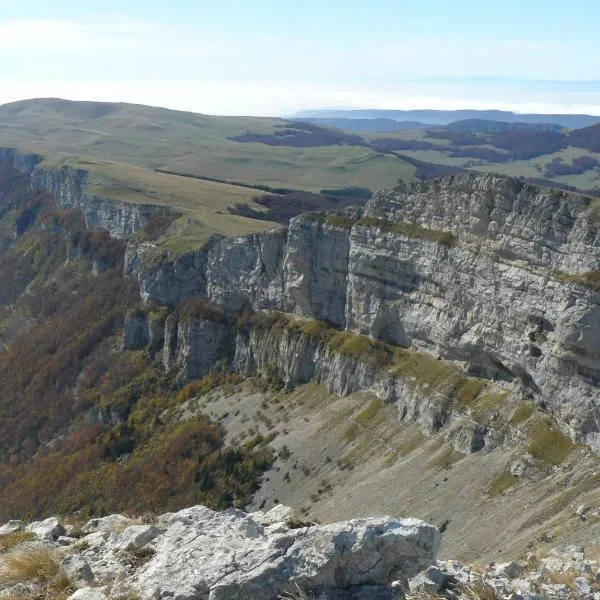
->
[0,98,416,193]
[3,97,600,251]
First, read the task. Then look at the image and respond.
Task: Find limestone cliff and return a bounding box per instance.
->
[2,146,600,449]
[0,147,169,238]
[125,174,600,448]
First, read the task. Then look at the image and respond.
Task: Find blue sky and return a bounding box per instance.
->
[1,0,599,115]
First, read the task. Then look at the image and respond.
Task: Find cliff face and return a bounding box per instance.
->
[0,147,167,238]
[2,147,600,448]
[125,174,600,448]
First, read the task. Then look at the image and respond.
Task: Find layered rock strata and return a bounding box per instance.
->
[126,175,600,447]
[2,147,600,447]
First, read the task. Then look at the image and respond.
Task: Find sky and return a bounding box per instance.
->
[1,0,600,116]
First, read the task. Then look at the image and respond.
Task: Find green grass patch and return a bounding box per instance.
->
[324,214,358,229]
[509,403,536,426]
[489,470,519,497]
[344,423,360,443]
[426,446,465,470]
[299,319,330,340]
[355,398,384,425]
[469,391,509,423]
[527,418,574,466]
[357,216,458,247]
[456,378,488,405]
[328,332,392,367]
[553,269,600,290]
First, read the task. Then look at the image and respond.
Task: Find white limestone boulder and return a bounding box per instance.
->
[0,520,25,536]
[25,516,65,541]
[119,506,439,600]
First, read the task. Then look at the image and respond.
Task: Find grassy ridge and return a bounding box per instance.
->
[41,156,280,250]
[0,99,416,193]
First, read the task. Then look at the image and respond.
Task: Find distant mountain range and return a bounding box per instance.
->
[292,109,600,130]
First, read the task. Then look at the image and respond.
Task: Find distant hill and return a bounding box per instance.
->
[569,123,600,153]
[292,109,600,129]
[2,97,600,210]
[0,98,416,193]
[293,117,429,132]
[447,119,563,134]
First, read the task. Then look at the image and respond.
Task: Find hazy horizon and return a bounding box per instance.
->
[1,0,600,117]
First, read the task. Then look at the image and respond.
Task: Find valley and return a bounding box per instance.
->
[1,99,600,600]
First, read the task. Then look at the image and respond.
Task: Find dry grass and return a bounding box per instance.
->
[406,578,502,600]
[0,543,62,585]
[0,532,36,553]
[543,568,582,588]
[461,580,503,600]
[277,584,331,600]
[0,543,74,600]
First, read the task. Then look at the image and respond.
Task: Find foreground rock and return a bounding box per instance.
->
[5,505,600,599]
[408,543,600,599]
[118,506,439,600]
[0,505,439,600]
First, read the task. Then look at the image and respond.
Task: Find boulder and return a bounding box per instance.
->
[249,504,295,526]
[408,565,447,593]
[491,561,523,579]
[60,555,95,588]
[66,588,107,600]
[83,514,130,535]
[80,531,109,549]
[119,506,439,600]
[0,520,25,536]
[25,516,65,541]
[110,524,161,551]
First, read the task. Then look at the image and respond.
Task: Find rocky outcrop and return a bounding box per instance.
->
[132,310,490,437]
[4,506,600,600]
[125,174,600,448]
[3,146,600,447]
[0,147,42,173]
[0,506,440,600]
[163,313,233,382]
[31,166,168,239]
[408,543,600,600]
[0,147,172,239]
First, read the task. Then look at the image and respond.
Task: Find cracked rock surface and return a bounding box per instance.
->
[0,505,439,600]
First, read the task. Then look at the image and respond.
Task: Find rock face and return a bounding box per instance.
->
[0,506,440,600]
[0,147,170,239]
[30,166,168,239]
[3,147,600,447]
[163,314,234,381]
[124,174,600,448]
[126,506,439,600]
